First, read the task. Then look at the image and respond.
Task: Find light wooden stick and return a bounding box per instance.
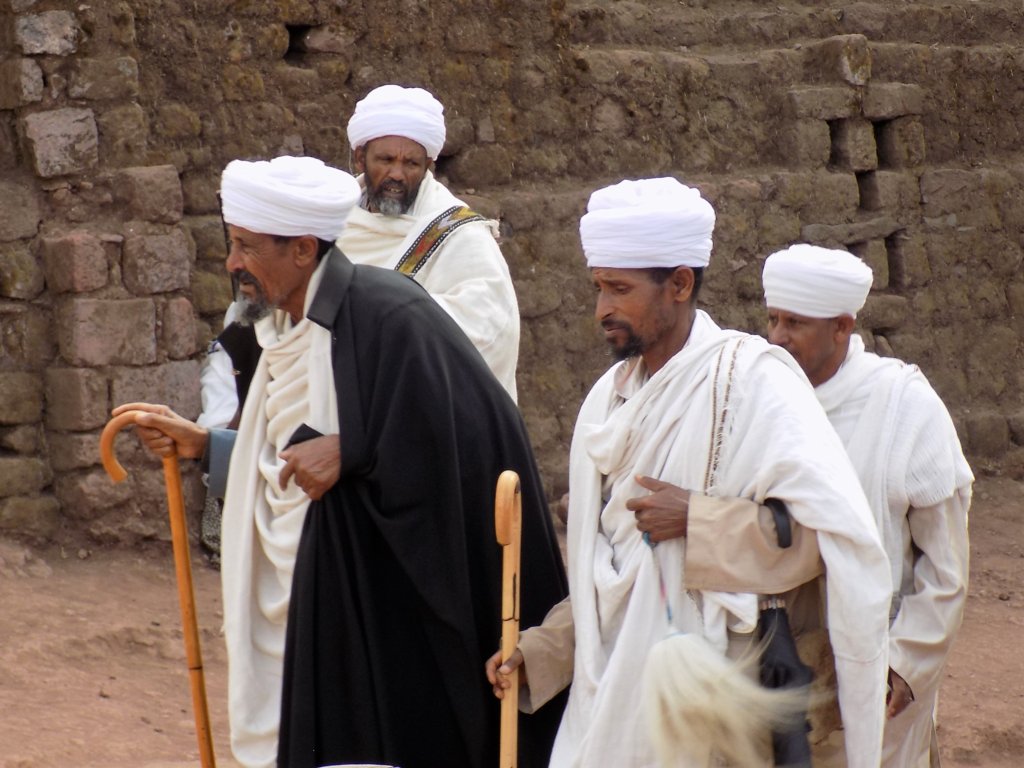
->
[494,470,522,768]
[100,410,216,768]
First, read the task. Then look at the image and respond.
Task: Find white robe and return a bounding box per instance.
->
[816,335,972,767]
[337,170,521,400]
[220,260,339,768]
[556,311,892,768]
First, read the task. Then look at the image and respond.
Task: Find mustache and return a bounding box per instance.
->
[232,269,260,287]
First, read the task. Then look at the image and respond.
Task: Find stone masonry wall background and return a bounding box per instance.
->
[1,0,1022,548]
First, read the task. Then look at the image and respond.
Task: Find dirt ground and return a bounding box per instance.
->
[0,476,1021,767]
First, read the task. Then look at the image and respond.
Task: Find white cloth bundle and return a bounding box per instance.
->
[579,177,715,268]
[763,243,873,318]
[220,156,361,241]
[347,84,446,159]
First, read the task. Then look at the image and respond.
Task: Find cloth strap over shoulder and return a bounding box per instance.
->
[393,205,486,276]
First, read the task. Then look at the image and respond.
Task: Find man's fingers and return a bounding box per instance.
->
[635,474,669,492]
[112,402,172,418]
[279,460,295,489]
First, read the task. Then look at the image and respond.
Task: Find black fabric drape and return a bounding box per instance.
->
[277,251,568,768]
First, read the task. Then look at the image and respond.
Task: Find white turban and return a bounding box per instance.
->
[220,156,361,241]
[579,178,716,269]
[762,244,874,318]
[347,85,446,160]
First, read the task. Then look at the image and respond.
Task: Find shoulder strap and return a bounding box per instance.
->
[393,205,486,276]
[703,336,747,492]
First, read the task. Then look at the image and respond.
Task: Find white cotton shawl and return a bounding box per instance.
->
[220,258,339,768]
[816,335,974,609]
[337,171,520,400]
[554,311,891,768]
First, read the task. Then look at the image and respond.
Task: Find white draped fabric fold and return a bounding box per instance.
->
[555,311,891,768]
[338,171,520,399]
[220,259,339,768]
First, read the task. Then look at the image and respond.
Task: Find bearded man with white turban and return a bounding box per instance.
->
[115,156,568,768]
[764,244,973,768]
[487,178,893,767]
[338,83,521,398]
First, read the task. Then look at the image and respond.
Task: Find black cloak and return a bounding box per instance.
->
[275,250,569,768]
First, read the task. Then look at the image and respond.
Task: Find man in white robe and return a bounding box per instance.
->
[488,178,893,767]
[339,83,520,399]
[763,244,973,768]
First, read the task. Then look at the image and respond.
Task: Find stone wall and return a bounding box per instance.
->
[1,0,1022,547]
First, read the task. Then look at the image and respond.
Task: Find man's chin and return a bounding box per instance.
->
[236,295,273,325]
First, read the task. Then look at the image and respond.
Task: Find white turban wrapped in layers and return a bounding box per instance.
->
[220,156,361,242]
[762,244,874,319]
[579,177,716,269]
[347,84,446,160]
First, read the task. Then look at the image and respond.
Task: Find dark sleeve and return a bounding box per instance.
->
[204,427,236,499]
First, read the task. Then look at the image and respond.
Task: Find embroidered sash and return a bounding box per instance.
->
[393,205,486,276]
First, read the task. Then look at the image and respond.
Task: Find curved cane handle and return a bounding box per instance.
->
[99,410,146,483]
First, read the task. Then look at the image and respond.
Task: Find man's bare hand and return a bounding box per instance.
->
[111,402,208,460]
[886,668,914,719]
[279,435,341,501]
[485,648,527,700]
[626,475,690,543]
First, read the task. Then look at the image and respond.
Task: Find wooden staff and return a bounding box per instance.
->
[100,410,216,768]
[494,470,522,768]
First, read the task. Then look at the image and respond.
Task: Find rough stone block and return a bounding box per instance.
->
[185,216,228,264]
[964,410,1010,458]
[162,296,197,359]
[67,57,139,100]
[783,119,831,168]
[153,103,202,139]
[0,304,53,371]
[920,169,1000,228]
[785,86,859,120]
[0,180,42,242]
[96,104,148,167]
[0,59,44,109]
[886,231,931,289]
[114,166,183,224]
[191,269,234,316]
[55,299,156,367]
[0,457,52,497]
[830,118,877,172]
[0,496,60,541]
[862,83,925,120]
[850,239,889,289]
[804,35,871,86]
[876,116,925,170]
[873,171,921,212]
[0,425,42,454]
[0,373,44,425]
[223,64,265,101]
[47,432,101,472]
[771,170,860,220]
[44,367,109,431]
[0,240,44,300]
[41,231,108,294]
[20,108,99,178]
[802,216,900,247]
[446,145,513,188]
[122,228,191,294]
[296,24,357,54]
[858,294,908,331]
[55,469,133,516]
[15,11,80,55]
[445,18,492,54]
[181,171,220,215]
[110,360,201,419]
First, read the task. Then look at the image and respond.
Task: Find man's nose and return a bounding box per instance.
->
[226,246,241,273]
[767,326,785,345]
[595,292,612,321]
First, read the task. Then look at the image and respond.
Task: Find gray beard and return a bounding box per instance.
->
[375,196,408,217]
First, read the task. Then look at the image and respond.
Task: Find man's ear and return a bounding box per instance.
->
[353,145,366,174]
[670,266,696,303]
[835,314,856,341]
[293,235,320,267]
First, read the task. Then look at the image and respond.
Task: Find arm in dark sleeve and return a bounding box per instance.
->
[684,493,823,594]
[204,427,237,499]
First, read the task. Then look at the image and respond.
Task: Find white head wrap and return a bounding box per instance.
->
[762,244,874,318]
[347,85,446,160]
[220,156,361,241]
[579,177,716,269]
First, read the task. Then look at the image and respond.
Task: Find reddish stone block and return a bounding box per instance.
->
[0,373,44,425]
[41,231,109,293]
[114,165,183,224]
[0,240,44,300]
[0,59,43,109]
[67,57,140,101]
[15,11,79,55]
[0,180,41,241]
[45,367,109,431]
[122,228,191,294]
[55,298,156,366]
[110,360,201,419]
[162,296,197,359]
[20,108,99,178]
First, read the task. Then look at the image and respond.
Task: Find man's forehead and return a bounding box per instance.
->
[364,135,428,156]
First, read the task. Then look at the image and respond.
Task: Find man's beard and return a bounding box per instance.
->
[366,177,420,217]
[232,270,275,325]
[603,321,645,361]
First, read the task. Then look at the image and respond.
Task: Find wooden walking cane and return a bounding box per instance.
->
[494,470,522,768]
[100,410,217,768]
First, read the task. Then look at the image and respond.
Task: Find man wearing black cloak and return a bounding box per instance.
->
[116,156,567,768]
